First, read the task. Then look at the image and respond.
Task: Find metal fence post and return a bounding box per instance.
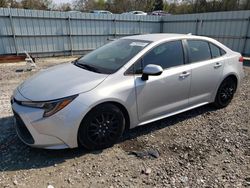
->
[195,19,199,35]
[9,13,18,55]
[138,20,141,34]
[242,17,250,56]
[160,17,164,33]
[68,16,73,56]
[113,19,116,38]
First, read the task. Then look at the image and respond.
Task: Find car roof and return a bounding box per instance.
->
[122,33,209,42]
[122,33,231,52]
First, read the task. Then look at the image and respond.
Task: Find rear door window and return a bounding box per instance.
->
[187,40,211,63]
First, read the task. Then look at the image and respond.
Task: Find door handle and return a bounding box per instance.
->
[214,62,222,68]
[179,71,190,78]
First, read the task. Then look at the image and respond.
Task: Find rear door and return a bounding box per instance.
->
[186,40,225,106]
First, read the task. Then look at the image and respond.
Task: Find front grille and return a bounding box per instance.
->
[13,111,34,144]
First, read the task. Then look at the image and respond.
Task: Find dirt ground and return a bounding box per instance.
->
[0,57,249,188]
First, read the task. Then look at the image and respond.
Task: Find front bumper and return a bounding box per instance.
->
[11,92,89,149]
[13,111,35,145]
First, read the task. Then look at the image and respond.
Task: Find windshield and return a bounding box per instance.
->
[75,39,150,74]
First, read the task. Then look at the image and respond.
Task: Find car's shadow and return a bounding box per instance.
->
[0,104,216,172]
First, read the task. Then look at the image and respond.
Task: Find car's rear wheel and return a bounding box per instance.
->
[213,77,237,108]
[78,103,125,150]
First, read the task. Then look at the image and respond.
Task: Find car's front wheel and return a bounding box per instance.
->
[213,77,237,108]
[78,103,125,150]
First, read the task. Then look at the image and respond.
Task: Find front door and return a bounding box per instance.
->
[134,40,191,123]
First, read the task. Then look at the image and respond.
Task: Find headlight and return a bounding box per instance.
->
[20,95,78,117]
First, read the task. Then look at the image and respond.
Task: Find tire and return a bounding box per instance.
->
[78,103,125,150]
[213,77,237,109]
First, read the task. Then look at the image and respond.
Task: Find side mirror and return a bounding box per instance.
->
[141,64,163,81]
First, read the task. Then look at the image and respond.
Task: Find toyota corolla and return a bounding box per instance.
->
[11,34,244,150]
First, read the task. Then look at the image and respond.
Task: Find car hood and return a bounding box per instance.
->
[18,63,108,101]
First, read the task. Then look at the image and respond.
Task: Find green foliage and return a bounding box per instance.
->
[21,0,52,10]
[1,0,249,13]
[153,0,163,11]
[164,0,250,14]
[8,0,21,8]
[107,0,155,13]
[0,0,8,7]
[72,0,250,14]
[57,3,72,11]
[96,0,105,9]
[73,0,87,11]
[0,0,20,7]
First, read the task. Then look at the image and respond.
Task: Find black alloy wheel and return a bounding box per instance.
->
[78,103,125,150]
[214,77,236,108]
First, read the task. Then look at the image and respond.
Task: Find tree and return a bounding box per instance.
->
[8,0,21,8]
[206,0,223,12]
[153,0,163,11]
[73,0,249,14]
[221,0,238,11]
[73,0,104,11]
[73,0,155,13]
[57,3,72,11]
[73,0,87,11]
[0,0,21,8]
[106,0,130,13]
[0,0,8,7]
[96,0,106,9]
[21,0,52,10]
[243,0,250,10]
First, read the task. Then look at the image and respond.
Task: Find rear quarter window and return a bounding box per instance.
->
[209,42,226,58]
[220,48,226,56]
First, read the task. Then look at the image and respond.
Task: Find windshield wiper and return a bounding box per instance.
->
[74,61,101,73]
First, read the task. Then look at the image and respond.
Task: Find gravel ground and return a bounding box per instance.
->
[0,57,249,188]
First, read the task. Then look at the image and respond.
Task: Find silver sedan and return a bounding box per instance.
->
[11,34,244,150]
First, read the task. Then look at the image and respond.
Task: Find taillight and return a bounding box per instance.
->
[239,56,244,63]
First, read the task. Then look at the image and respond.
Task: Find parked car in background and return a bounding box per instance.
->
[150,10,170,16]
[90,10,112,14]
[67,10,82,14]
[123,11,147,15]
[11,33,244,150]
